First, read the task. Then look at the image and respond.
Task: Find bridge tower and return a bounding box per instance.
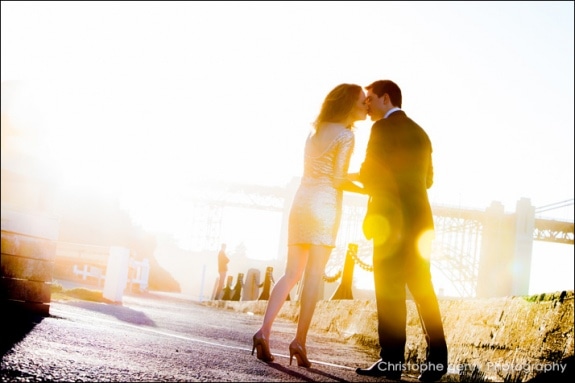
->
[476,198,536,297]
[512,198,536,296]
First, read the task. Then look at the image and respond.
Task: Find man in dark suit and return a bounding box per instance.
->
[355,80,448,382]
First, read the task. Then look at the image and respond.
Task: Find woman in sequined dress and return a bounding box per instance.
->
[252,83,367,367]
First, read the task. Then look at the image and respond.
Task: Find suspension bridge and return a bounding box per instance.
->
[183,178,573,298]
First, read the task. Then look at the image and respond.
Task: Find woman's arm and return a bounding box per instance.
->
[333,133,366,194]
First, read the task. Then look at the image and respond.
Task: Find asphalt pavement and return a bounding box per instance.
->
[1,289,421,382]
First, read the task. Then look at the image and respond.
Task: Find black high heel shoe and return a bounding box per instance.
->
[252,330,274,362]
[289,340,311,368]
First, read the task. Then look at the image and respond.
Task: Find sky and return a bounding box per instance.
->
[1,1,573,296]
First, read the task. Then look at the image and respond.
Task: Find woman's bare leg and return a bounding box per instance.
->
[259,245,308,338]
[293,245,331,345]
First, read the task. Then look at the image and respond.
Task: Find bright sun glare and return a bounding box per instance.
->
[2,2,573,298]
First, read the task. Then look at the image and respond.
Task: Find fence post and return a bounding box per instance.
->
[330,243,357,300]
[103,246,130,303]
[242,268,260,301]
[258,266,274,300]
[231,273,244,301]
[221,275,234,300]
[199,264,206,302]
[211,277,219,300]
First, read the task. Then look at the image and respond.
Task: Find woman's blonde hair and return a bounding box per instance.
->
[313,83,362,130]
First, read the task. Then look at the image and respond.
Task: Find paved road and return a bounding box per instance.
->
[1,291,421,382]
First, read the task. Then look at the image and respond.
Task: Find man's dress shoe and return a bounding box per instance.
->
[418,347,448,382]
[355,359,402,380]
[418,360,447,382]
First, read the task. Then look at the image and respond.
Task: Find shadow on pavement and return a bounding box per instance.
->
[263,361,350,382]
[305,367,351,382]
[66,300,157,326]
[1,308,44,357]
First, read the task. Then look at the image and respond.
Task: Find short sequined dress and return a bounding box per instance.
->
[287,127,355,248]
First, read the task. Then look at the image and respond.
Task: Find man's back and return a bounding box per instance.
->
[361,110,432,196]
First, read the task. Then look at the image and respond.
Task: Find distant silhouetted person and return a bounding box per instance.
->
[215,243,229,300]
[251,83,367,367]
[355,80,447,382]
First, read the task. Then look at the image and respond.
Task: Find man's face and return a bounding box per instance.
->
[366,90,386,121]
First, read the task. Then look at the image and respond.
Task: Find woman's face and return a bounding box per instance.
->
[352,90,368,122]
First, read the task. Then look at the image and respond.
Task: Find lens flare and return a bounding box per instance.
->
[417,229,435,260]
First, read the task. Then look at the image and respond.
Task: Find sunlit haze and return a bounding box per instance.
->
[1,2,573,297]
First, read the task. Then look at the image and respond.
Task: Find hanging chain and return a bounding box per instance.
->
[257,244,373,286]
[350,245,373,272]
[322,269,342,283]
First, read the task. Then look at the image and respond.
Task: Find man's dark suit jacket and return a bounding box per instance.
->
[359,110,434,237]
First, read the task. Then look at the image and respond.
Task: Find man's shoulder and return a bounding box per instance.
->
[372,111,412,129]
[375,110,409,125]
[388,110,414,123]
[390,111,426,130]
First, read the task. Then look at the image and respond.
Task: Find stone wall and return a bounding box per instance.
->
[207,290,574,382]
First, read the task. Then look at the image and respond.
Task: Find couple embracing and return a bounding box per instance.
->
[252,80,448,382]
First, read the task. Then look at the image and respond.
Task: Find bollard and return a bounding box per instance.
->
[231,273,243,301]
[242,268,260,301]
[258,266,274,300]
[103,246,130,303]
[199,264,206,302]
[211,277,220,300]
[221,275,233,300]
[330,243,357,300]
